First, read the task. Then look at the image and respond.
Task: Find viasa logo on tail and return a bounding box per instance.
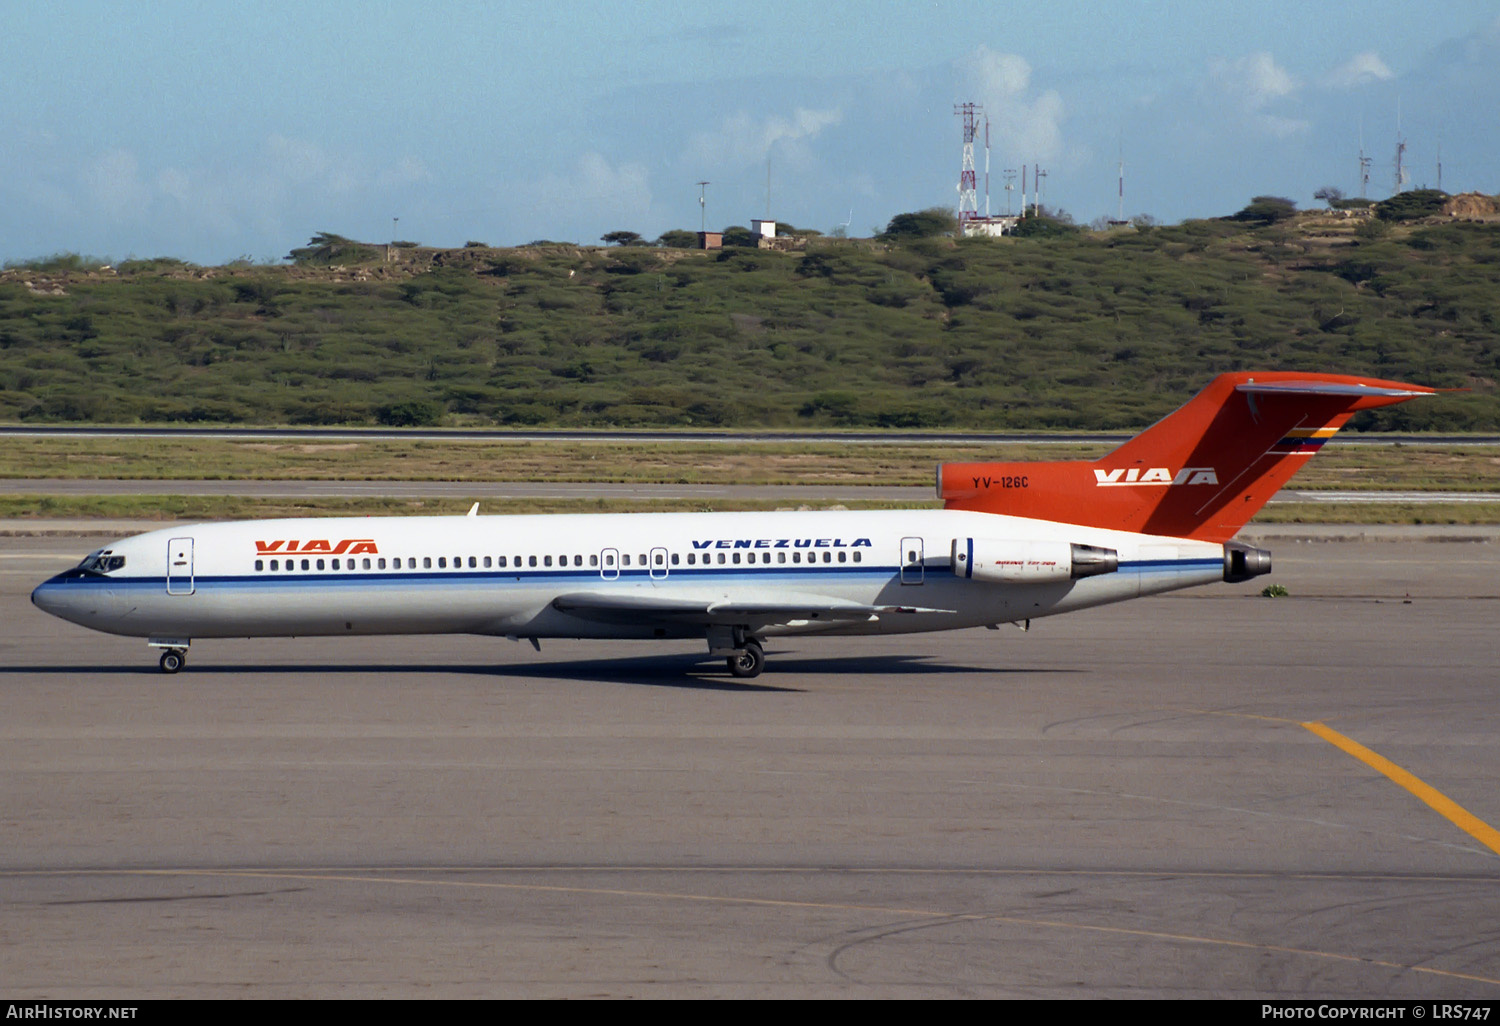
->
[1093,467,1219,487]
[255,539,379,555]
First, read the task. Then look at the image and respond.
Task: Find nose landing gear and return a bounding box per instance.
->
[149,638,190,674]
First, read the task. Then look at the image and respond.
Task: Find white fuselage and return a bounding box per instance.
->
[32,508,1227,645]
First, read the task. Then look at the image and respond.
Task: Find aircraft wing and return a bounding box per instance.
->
[551,591,955,628]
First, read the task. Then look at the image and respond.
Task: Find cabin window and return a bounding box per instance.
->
[638,554,646,566]
[654,553,664,566]
[853,552,861,563]
[423,557,432,569]
[255,559,264,571]
[589,554,598,567]
[438,557,447,569]
[687,553,695,565]
[793,552,801,564]
[622,554,630,566]
[300,559,310,571]
[670,553,679,565]
[824,552,832,563]
[286,562,294,573]
[497,556,507,568]
[574,555,582,567]
[604,553,615,566]
[483,556,491,568]
[528,556,537,567]
[717,553,726,565]
[838,551,846,563]
[331,559,340,570]
[542,555,552,567]
[268,560,277,571]
[732,553,740,565]
[777,552,785,564]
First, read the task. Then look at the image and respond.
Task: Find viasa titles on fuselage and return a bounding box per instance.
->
[32,372,1434,678]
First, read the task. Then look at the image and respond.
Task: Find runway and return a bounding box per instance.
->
[3,532,1499,997]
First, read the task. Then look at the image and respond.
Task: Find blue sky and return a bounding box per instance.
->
[5,0,1499,264]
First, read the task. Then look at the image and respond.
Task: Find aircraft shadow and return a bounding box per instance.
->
[0,652,1074,691]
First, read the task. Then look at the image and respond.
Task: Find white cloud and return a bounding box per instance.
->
[379,155,432,190]
[1208,52,1308,136]
[1324,51,1394,89]
[576,152,651,212]
[519,152,654,228]
[1211,52,1297,109]
[687,107,842,168]
[960,47,1066,162]
[83,148,150,219]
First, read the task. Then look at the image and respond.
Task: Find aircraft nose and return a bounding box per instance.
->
[31,572,108,625]
[32,574,73,616]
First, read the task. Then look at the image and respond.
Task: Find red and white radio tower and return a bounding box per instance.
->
[954,103,981,227]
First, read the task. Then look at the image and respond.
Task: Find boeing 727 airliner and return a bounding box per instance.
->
[31,372,1433,677]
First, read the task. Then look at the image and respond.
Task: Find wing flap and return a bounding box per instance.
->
[551,591,954,627]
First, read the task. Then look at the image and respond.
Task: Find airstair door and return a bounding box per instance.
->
[166,537,195,596]
[900,537,924,584]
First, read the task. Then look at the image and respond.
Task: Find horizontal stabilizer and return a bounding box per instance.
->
[1237,380,1434,399]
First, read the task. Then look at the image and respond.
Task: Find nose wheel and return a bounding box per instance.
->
[726,639,765,679]
[158,649,186,674]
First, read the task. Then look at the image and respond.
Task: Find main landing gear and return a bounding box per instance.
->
[727,638,765,679]
[149,639,190,674]
[708,626,766,679]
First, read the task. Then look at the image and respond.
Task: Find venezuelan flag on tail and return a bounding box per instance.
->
[938,371,1435,543]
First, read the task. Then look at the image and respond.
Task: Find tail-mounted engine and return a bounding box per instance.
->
[1223,541,1272,582]
[952,539,1119,584]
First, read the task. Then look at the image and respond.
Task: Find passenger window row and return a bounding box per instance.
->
[251,549,864,572]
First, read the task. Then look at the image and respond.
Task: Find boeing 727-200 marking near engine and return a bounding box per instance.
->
[31,372,1433,678]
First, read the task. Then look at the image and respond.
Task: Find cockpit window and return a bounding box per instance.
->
[77,551,126,574]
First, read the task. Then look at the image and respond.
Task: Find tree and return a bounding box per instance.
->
[285,232,380,265]
[655,229,698,248]
[720,225,758,247]
[1228,196,1297,226]
[879,208,959,240]
[601,230,644,247]
[1374,189,1448,222]
[1314,186,1344,206]
[375,400,442,427]
[1012,214,1078,238]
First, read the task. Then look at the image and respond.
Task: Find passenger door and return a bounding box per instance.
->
[166,537,195,595]
[900,537,924,585]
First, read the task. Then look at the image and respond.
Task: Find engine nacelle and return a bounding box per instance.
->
[952,538,1118,584]
[1223,540,1272,582]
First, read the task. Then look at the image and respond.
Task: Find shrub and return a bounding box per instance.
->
[879,208,959,240]
[375,400,442,426]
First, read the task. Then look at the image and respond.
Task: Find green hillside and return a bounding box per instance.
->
[2,213,1497,430]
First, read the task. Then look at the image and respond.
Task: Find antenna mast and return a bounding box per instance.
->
[954,103,982,232]
[1394,99,1408,194]
[1117,146,1125,223]
[984,114,992,219]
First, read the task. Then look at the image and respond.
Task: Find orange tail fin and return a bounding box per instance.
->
[938,371,1434,542]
